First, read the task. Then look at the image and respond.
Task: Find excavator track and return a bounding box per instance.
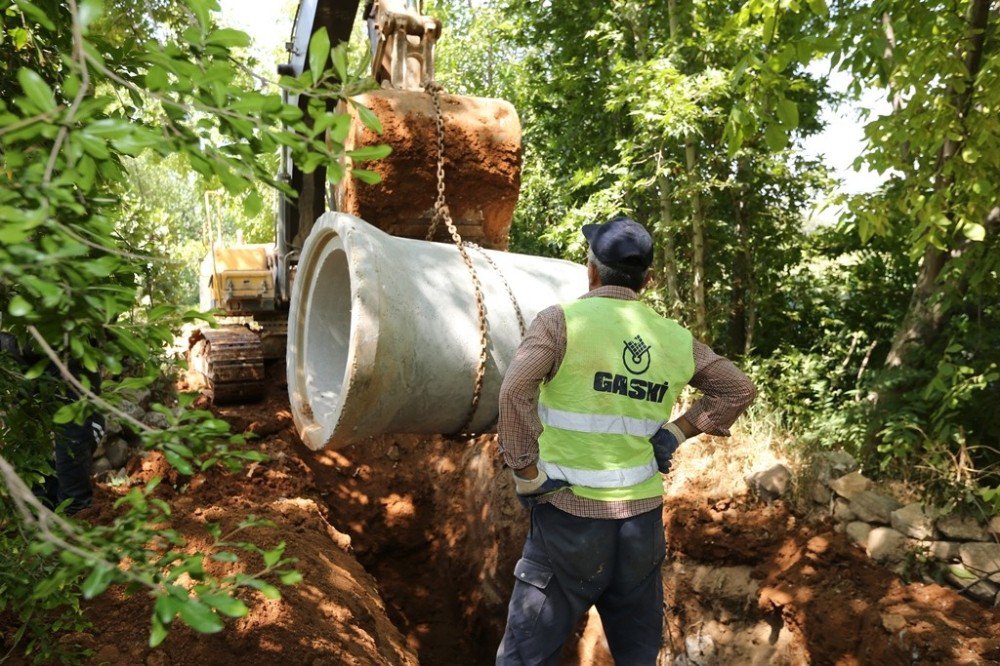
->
[189,327,266,404]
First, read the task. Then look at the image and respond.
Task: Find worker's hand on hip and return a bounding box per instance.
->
[512,467,569,508]
[650,422,685,473]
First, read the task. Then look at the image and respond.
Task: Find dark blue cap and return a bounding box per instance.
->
[582,216,654,270]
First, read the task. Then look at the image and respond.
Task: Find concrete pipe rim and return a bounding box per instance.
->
[287,213,378,450]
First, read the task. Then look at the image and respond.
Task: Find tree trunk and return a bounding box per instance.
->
[884,0,991,368]
[656,169,681,317]
[728,162,751,355]
[668,0,708,340]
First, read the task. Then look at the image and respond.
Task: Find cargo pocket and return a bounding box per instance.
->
[508,558,553,637]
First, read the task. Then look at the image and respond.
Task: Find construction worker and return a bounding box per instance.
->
[496,216,756,664]
[0,330,101,515]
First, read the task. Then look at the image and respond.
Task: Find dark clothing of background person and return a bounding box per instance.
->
[0,331,100,514]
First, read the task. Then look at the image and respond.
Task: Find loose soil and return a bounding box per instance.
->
[337,89,522,250]
[9,368,1000,664]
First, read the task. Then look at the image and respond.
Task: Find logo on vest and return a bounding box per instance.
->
[622,335,651,375]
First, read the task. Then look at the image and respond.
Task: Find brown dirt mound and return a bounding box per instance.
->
[664,494,1000,665]
[60,376,417,666]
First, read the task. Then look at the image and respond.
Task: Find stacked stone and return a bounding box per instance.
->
[808,453,1000,606]
[91,387,169,481]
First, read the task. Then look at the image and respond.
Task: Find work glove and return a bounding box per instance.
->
[512,467,570,509]
[650,422,686,473]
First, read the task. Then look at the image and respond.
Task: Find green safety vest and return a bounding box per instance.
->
[537,297,695,502]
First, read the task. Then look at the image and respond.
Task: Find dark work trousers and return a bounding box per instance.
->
[496,502,666,665]
[37,416,99,515]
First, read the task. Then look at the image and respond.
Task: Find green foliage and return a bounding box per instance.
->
[0,0,379,660]
[431,0,999,512]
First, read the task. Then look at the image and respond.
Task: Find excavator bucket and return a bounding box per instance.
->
[336,89,522,250]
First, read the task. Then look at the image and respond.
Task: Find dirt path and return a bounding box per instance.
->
[25,372,1000,665]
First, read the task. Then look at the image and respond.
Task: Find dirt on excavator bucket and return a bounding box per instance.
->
[337,89,522,250]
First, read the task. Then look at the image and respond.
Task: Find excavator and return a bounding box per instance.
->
[189,0,522,403]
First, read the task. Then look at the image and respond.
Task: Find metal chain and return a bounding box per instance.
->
[465,242,527,337]
[424,80,490,435]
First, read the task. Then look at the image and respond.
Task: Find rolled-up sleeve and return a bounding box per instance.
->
[497,305,564,470]
[680,341,757,436]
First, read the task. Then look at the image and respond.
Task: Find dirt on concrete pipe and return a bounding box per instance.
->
[17,368,1000,665]
[336,90,522,250]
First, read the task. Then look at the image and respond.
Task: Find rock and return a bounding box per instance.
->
[121,387,152,409]
[746,464,792,502]
[813,451,859,483]
[866,527,909,563]
[849,491,901,524]
[386,445,401,462]
[105,438,131,469]
[811,482,832,505]
[890,502,936,540]
[833,497,856,522]
[846,521,872,546]
[93,646,121,663]
[881,612,906,633]
[118,400,146,424]
[926,541,961,562]
[959,543,1000,583]
[829,471,872,499]
[989,516,1000,537]
[142,410,170,430]
[92,457,112,477]
[946,564,1000,603]
[937,514,989,542]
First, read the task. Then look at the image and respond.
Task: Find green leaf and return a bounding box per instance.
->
[351,168,382,185]
[177,598,224,634]
[154,594,179,625]
[241,578,281,600]
[776,98,799,129]
[807,0,828,16]
[8,294,32,317]
[18,68,57,112]
[308,27,330,79]
[347,144,392,161]
[146,66,169,91]
[149,614,168,648]
[53,403,79,425]
[278,570,303,585]
[352,101,383,134]
[200,593,248,618]
[262,543,285,568]
[163,450,194,476]
[243,190,263,217]
[78,0,104,33]
[331,43,349,82]
[14,1,56,30]
[211,551,239,563]
[208,28,250,49]
[962,222,985,242]
[81,563,115,599]
[764,124,788,151]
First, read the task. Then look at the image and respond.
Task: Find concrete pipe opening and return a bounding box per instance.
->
[288,212,587,450]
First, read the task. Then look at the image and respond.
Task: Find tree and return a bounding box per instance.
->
[0,0,381,658]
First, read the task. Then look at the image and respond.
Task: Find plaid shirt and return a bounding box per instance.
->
[498,285,757,519]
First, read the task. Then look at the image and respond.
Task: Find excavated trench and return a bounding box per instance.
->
[61,369,1000,665]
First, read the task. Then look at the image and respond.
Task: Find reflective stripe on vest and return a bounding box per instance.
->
[536,297,695,502]
[538,458,659,489]
[538,404,663,438]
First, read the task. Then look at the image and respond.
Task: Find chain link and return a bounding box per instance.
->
[465,242,527,337]
[424,80,490,435]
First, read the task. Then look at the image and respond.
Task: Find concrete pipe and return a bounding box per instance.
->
[287,212,587,450]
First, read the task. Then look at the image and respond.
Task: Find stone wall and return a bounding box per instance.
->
[806,452,1000,606]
